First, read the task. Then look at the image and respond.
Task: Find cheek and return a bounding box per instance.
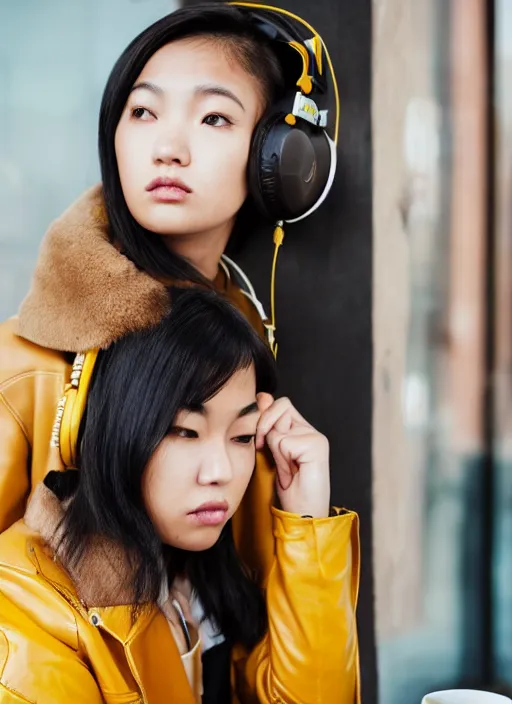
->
[114,127,132,190]
[143,476,186,546]
[115,124,147,185]
[199,131,252,191]
[142,446,189,530]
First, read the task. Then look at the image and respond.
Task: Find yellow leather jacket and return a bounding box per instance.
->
[0,185,360,701]
[0,482,359,703]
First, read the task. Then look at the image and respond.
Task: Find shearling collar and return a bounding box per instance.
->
[17,184,171,353]
[25,480,141,608]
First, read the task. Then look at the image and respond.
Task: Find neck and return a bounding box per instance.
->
[162,219,234,281]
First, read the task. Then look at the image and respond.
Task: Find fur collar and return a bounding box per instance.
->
[17,185,171,352]
[25,481,139,608]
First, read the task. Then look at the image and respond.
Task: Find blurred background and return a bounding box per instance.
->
[0,0,510,702]
[374,0,512,700]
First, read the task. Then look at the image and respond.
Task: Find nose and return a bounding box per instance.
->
[197,440,233,486]
[152,124,191,167]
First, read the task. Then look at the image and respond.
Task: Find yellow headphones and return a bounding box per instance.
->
[50,349,99,468]
[230,3,340,358]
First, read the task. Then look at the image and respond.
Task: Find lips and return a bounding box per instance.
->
[188,500,229,527]
[145,176,192,193]
[189,500,229,514]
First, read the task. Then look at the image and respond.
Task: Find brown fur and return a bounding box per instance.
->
[25,482,137,607]
[17,185,170,352]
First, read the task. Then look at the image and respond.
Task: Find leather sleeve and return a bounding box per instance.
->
[0,397,30,534]
[234,508,360,704]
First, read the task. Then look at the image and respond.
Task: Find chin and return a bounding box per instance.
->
[133,203,198,232]
[133,213,184,235]
[137,207,232,239]
[167,529,222,552]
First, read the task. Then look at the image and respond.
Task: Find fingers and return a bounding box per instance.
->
[256,396,310,449]
[265,426,314,489]
[274,410,292,434]
[256,392,274,414]
[256,393,274,449]
[265,428,295,490]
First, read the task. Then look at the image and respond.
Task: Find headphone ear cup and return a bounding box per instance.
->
[249,113,333,221]
[248,113,284,221]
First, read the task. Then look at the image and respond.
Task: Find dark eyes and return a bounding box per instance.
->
[234,435,256,445]
[202,114,232,127]
[129,109,232,127]
[169,428,255,445]
[131,107,153,120]
[169,427,198,439]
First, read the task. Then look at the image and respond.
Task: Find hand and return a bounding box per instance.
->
[256,394,331,518]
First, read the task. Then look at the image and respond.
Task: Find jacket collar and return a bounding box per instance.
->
[25,480,141,608]
[17,184,172,352]
[15,184,245,354]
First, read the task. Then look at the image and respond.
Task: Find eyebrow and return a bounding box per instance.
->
[183,401,258,419]
[130,81,164,97]
[129,81,245,112]
[194,84,245,112]
[237,402,259,418]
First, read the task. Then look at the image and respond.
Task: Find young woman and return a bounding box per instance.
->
[0,288,358,703]
[0,3,358,698]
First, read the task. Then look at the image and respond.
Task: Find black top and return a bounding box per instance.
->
[202,640,232,704]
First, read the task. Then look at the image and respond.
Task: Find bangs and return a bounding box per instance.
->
[169,288,277,410]
[182,328,274,410]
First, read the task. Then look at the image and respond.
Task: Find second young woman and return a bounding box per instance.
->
[0,289,358,703]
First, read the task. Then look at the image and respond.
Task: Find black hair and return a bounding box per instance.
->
[54,288,277,649]
[99,3,285,283]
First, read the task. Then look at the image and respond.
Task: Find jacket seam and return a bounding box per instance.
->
[0,562,33,577]
[0,370,64,393]
[0,566,80,653]
[0,393,29,444]
[0,628,8,680]
[0,675,36,703]
[23,550,81,652]
[312,522,322,702]
[75,618,92,666]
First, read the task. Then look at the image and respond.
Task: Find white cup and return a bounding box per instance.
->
[422,691,511,704]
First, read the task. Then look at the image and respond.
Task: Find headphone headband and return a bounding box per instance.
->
[51,349,99,468]
[229,2,340,144]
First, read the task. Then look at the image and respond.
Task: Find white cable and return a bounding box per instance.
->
[221,255,268,321]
